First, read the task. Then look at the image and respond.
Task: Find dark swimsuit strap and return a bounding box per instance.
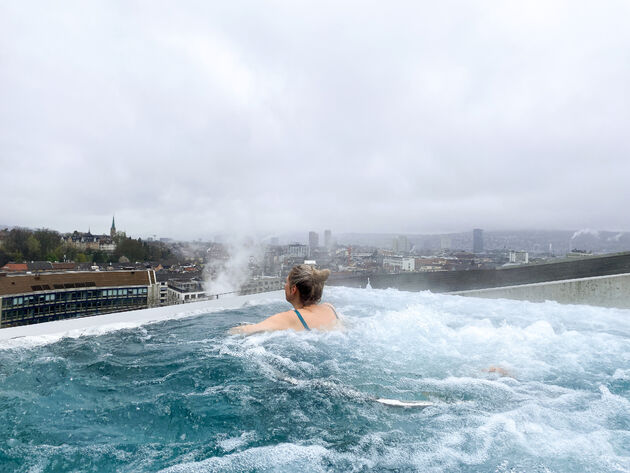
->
[293,309,310,331]
[293,304,339,331]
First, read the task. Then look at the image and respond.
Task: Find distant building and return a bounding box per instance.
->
[110,216,116,238]
[440,236,451,251]
[324,229,332,249]
[63,229,116,253]
[309,231,319,254]
[0,270,160,328]
[288,243,309,258]
[392,235,410,253]
[473,229,484,253]
[383,256,415,272]
[509,250,529,264]
[240,276,283,295]
[207,243,229,261]
[414,257,450,272]
[1,262,77,273]
[158,281,168,305]
[166,279,209,304]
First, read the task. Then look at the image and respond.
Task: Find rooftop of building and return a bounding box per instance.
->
[0,270,153,296]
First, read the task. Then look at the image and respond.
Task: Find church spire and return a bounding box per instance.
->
[110,215,116,238]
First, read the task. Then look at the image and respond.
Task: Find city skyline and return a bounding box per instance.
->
[2,2,630,239]
[4,219,630,256]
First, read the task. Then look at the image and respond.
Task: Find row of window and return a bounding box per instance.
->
[1,297,148,326]
[2,287,149,308]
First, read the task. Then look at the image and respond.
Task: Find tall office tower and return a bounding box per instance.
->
[398,235,411,253]
[308,231,319,255]
[440,236,452,250]
[399,235,409,253]
[393,235,409,253]
[324,229,332,248]
[473,228,484,253]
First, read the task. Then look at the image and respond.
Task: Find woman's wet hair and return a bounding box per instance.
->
[288,264,331,306]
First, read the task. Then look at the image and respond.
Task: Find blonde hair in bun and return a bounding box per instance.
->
[288,265,331,305]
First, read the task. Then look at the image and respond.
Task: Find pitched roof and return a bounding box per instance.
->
[1,263,28,272]
[52,262,77,270]
[27,262,53,271]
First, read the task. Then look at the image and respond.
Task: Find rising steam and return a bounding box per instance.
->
[203,238,264,297]
[571,228,600,240]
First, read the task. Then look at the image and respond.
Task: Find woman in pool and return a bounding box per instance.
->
[230,264,340,334]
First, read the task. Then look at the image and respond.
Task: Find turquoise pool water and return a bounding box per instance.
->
[1,287,629,472]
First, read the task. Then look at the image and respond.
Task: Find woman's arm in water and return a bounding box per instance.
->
[229,311,296,335]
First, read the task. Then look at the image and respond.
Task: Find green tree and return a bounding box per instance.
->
[12,250,24,263]
[90,250,111,264]
[25,235,42,260]
[0,248,10,267]
[75,253,89,263]
[4,228,32,259]
[114,238,146,262]
[34,229,61,259]
[60,243,78,262]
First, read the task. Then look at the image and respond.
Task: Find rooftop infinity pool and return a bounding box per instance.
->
[0,287,628,472]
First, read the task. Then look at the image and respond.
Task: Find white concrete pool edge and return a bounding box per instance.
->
[450,272,630,309]
[0,290,284,341]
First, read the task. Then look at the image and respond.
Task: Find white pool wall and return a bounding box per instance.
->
[0,290,284,342]
[451,272,630,309]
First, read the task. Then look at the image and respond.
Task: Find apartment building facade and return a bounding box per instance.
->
[0,270,160,328]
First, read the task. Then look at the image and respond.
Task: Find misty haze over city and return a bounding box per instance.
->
[2,1,630,239]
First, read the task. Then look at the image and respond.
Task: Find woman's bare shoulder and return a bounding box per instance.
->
[320,302,339,316]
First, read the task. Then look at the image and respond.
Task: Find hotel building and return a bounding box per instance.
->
[0,270,160,328]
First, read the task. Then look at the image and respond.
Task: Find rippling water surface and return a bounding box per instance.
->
[1,287,629,472]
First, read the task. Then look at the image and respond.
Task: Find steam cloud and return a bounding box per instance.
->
[203,238,263,297]
[571,228,600,240]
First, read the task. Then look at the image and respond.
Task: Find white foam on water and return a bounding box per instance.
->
[217,431,257,452]
[159,443,331,473]
[375,398,434,407]
[613,369,630,380]
[213,286,630,471]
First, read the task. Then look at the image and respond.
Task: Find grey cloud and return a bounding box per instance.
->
[2,1,630,239]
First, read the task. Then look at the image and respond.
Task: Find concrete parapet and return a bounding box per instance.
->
[328,253,630,304]
[450,273,630,309]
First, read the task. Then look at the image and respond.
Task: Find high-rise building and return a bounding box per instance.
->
[440,236,451,250]
[324,229,332,248]
[473,229,484,253]
[393,235,409,253]
[308,231,319,253]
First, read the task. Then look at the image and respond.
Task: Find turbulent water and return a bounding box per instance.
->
[0,287,629,472]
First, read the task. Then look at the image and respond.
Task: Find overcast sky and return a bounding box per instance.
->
[1,1,629,240]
